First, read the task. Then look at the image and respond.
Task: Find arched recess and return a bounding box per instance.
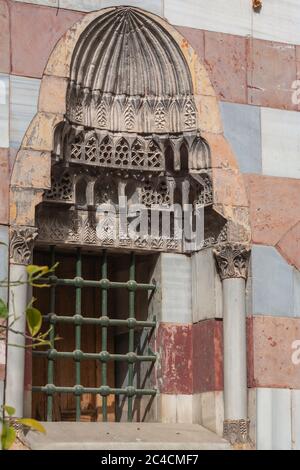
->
[6,6,252,428]
[9,6,250,251]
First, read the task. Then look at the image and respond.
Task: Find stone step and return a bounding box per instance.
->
[26,422,230,450]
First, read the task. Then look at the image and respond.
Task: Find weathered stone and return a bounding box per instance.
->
[157,323,193,394]
[10,187,43,226]
[277,222,300,271]
[243,174,300,246]
[0,0,10,74]
[204,31,247,104]
[195,95,223,134]
[0,148,9,223]
[248,315,300,389]
[175,26,205,60]
[38,75,68,114]
[248,38,297,110]
[193,320,223,393]
[202,132,239,170]
[212,168,249,207]
[22,112,63,151]
[11,2,84,78]
[11,150,51,189]
[0,73,9,148]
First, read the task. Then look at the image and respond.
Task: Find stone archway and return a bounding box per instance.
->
[7,6,251,444]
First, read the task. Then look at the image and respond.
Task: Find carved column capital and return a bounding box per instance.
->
[10,226,38,265]
[223,419,251,445]
[213,243,251,280]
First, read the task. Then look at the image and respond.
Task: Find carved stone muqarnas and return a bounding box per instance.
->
[213,243,251,280]
[10,226,38,265]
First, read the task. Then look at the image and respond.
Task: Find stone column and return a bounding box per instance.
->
[214,244,251,445]
[5,226,37,417]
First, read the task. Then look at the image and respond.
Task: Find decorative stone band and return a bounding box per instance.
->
[213,243,251,280]
[10,226,38,265]
[223,418,250,445]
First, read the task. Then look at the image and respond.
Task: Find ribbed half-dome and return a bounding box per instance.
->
[66,7,198,134]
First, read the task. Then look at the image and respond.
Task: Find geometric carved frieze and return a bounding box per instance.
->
[223,419,251,445]
[36,208,182,253]
[10,226,38,265]
[53,124,210,173]
[213,243,251,280]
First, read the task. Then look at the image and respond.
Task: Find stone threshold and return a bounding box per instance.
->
[25,422,230,450]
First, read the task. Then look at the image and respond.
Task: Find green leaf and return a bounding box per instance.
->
[1,424,16,450]
[26,307,42,337]
[0,298,8,319]
[3,405,15,417]
[27,265,49,276]
[16,418,46,434]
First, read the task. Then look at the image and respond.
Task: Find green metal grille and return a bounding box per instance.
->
[32,247,157,422]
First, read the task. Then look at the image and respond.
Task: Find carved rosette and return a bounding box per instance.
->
[213,244,251,280]
[10,226,38,265]
[223,418,250,445]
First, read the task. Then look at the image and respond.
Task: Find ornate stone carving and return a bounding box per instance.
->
[213,244,251,280]
[10,226,38,265]
[36,7,219,255]
[223,419,250,445]
[65,129,165,172]
[44,170,74,202]
[68,8,197,134]
[140,180,171,207]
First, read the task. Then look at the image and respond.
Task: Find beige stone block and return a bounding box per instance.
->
[158,394,177,424]
[38,76,68,114]
[10,187,43,226]
[200,391,224,437]
[193,59,216,97]
[195,95,223,135]
[192,394,202,424]
[203,132,239,170]
[212,168,249,207]
[11,150,51,189]
[176,395,193,424]
[22,112,63,152]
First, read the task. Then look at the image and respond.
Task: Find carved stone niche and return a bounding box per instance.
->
[35,7,225,254]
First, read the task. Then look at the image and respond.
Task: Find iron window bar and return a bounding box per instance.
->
[32,246,157,422]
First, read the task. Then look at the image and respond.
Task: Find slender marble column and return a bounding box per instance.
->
[214,244,251,445]
[5,226,37,417]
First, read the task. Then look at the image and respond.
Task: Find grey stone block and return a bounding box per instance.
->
[252,245,294,317]
[220,101,262,174]
[10,75,40,149]
[191,248,222,321]
[0,74,9,148]
[293,268,300,318]
[161,253,192,323]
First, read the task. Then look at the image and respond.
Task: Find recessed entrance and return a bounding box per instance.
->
[32,248,158,423]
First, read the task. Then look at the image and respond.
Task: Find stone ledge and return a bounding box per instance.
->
[26,422,230,450]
